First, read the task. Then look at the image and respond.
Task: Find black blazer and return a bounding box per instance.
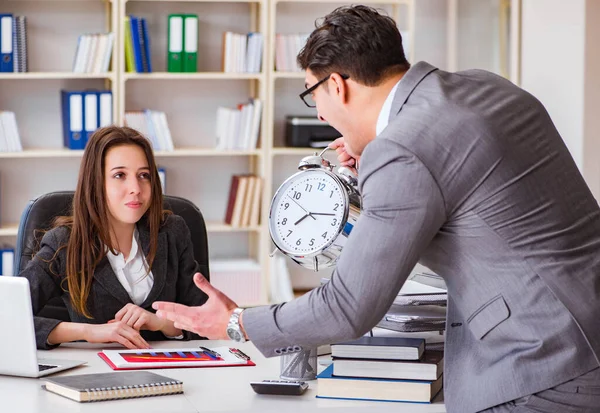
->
[21,214,208,349]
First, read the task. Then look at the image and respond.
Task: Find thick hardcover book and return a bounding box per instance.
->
[333,350,444,381]
[316,364,443,403]
[98,346,255,370]
[43,371,183,402]
[331,336,425,361]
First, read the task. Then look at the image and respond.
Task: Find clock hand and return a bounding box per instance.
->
[286,195,317,220]
[294,214,310,225]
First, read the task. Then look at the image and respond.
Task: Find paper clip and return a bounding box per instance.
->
[229,348,251,361]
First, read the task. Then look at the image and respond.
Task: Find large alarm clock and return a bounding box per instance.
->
[268,148,361,271]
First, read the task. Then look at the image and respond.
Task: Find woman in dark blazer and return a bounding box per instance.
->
[20,126,208,350]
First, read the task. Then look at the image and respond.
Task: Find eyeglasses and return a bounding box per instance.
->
[299,73,350,108]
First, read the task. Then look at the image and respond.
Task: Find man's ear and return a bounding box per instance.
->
[330,72,349,104]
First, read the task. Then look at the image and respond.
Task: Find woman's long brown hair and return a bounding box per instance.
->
[54,126,165,318]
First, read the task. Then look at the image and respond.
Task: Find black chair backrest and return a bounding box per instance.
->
[14,191,209,321]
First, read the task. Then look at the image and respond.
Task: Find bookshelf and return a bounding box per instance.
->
[0,0,520,301]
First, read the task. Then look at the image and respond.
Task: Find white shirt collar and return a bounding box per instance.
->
[375,79,402,136]
[106,228,140,267]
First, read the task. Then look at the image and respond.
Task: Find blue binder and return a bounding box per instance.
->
[0,14,14,73]
[0,249,15,276]
[129,15,144,73]
[61,90,85,150]
[141,18,152,73]
[83,91,98,145]
[97,90,113,128]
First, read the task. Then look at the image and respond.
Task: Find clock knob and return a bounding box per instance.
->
[338,166,358,188]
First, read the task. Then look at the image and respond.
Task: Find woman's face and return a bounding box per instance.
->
[104,144,152,228]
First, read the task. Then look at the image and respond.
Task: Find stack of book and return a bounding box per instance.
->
[0,14,28,73]
[274,33,309,72]
[0,111,22,152]
[224,174,263,228]
[317,336,443,403]
[124,110,174,152]
[222,31,264,73]
[72,33,114,73]
[215,99,262,150]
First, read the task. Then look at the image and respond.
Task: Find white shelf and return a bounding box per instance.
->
[155,148,262,157]
[126,0,260,2]
[0,149,84,159]
[0,225,18,237]
[206,223,262,232]
[276,0,407,3]
[124,72,264,81]
[0,148,262,158]
[0,72,115,80]
[272,71,305,80]
[272,147,321,156]
[0,223,260,237]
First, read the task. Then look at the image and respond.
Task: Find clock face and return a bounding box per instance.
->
[269,170,347,255]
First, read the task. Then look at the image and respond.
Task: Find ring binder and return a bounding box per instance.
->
[43,371,183,403]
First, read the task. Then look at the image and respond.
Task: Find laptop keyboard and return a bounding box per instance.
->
[38,364,58,372]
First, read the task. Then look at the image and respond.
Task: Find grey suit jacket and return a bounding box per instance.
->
[22,214,208,350]
[244,62,600,412]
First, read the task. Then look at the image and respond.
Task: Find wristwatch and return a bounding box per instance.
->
[226,308,247,343]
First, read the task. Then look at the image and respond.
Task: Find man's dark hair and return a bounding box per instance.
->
[297,5,410,86]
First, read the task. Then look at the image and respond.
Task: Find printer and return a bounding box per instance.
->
[285,116,341,148]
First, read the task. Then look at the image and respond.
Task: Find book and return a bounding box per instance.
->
[331,336,425,361]
[333,350,444,381]
[43,371,182,403]
[316,364,443,403]
[98,346,255,370]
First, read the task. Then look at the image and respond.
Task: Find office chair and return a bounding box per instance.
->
[14,191,210,321]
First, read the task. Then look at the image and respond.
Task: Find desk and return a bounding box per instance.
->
[1,340,446,413]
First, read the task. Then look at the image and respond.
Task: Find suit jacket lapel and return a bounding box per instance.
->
[138,223,168,308]
[388,61,438,121]
[93,257,131,306]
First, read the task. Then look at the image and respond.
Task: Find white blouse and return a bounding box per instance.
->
[106,228,154,306]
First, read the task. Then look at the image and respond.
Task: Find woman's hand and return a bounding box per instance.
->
[83,321,151,349]
[114,303,165,332]
[113,303,182,337]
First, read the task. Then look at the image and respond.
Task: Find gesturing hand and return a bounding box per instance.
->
[83,321,151,349]
[114,303,166,332]
[153,273,238,340]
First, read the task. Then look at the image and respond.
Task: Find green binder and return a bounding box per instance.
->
[183,14,198,73]
[167,14,184,72]
[124,16,135,72]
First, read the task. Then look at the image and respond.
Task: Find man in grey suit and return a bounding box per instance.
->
[155,5,600,412]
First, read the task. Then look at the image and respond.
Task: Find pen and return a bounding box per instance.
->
[199,346,219,359]
[229,348,251,361]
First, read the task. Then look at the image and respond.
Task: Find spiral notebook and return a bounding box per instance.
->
[42,371,183,402]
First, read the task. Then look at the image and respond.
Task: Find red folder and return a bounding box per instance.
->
[98,347,256,371]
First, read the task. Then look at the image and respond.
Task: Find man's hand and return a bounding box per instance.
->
[113,303,167,332]
[329,137,359,174]
[83,321,151,349]
[152,273,238,340]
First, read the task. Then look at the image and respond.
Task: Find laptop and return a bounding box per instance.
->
[0,276,86,377]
